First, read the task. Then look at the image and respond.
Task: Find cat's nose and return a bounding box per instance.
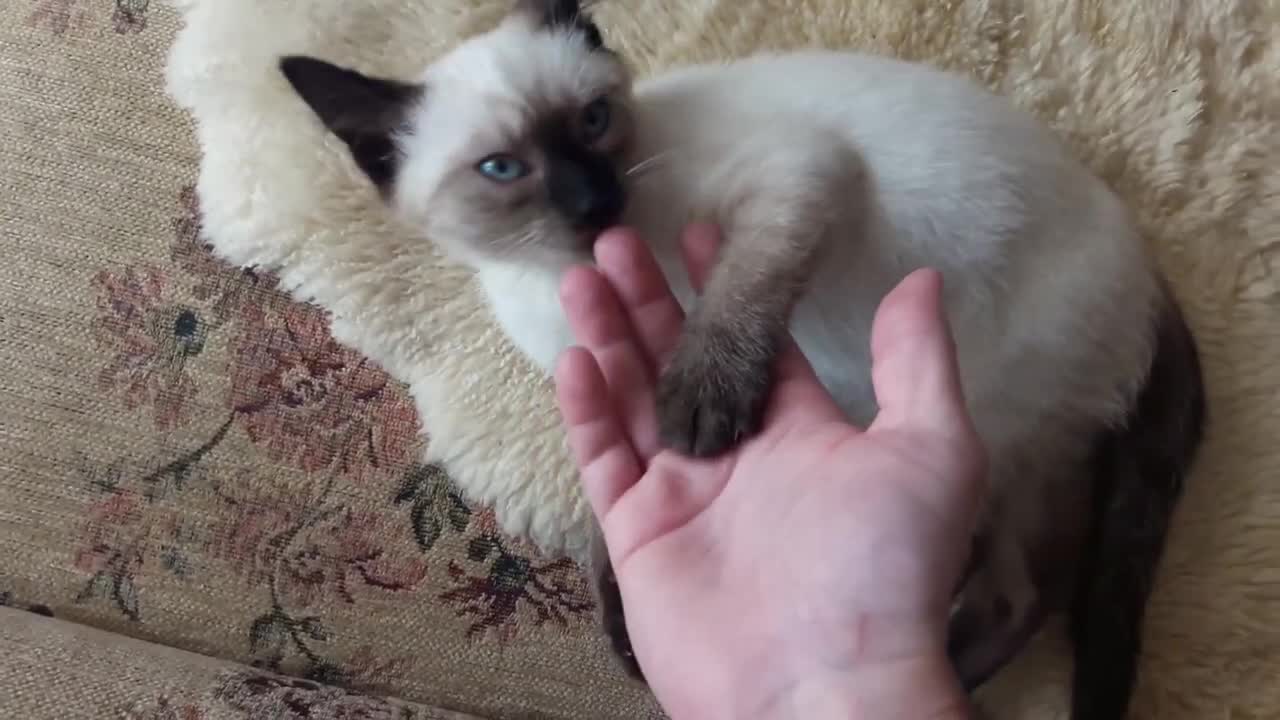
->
[547,158,625,230]
[569,184,624,229]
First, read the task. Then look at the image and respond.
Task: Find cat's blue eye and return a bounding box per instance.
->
[475,154,530,183]
[581,97,611,142]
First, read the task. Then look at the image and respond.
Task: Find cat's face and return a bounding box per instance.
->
[281,0,634,268]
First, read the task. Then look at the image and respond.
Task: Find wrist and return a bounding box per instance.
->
[756,653,971,720]
[650,616,969,720]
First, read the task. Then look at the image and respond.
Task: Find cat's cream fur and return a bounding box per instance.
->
[278,1,1204,718]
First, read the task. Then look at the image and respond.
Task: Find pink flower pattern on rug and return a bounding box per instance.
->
[229,304,419,484]
[25,0,150,37]
[59,185,596,695]
[91,265,203,430]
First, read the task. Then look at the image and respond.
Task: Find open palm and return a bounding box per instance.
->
[555,225,985,719]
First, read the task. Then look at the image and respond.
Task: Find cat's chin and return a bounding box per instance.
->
[468,245,594,276]
[441,224,612,273]
[578,223,637,252]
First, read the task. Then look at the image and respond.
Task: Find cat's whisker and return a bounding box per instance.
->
[485,227,539,258]
[625,173,664,192]
[625,148,678,177]
[494,220,554,259]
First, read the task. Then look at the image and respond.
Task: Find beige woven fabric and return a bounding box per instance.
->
[1,2,661,719]
[166,0,1280,718]
[0,607,484,720]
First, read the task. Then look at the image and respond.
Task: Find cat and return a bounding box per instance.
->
[277,1,1206,718]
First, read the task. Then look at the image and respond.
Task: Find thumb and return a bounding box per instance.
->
[867,269,971,436]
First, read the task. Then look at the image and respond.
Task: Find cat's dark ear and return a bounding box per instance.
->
[279,55,424,191]
[511,0,605,50]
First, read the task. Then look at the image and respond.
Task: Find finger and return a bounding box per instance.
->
[554,347,644,518]
[866,268,972,435]
[559,265,662,459]
[594,228,688,368]
[602,454,732,566]
[679,221,722,293]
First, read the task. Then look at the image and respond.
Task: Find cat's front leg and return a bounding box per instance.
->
[656,140,862,456]
[657,290,792,457]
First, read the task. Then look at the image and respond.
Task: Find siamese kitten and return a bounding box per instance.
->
[278,1,1205,718]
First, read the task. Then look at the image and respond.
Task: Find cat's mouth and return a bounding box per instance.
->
[573,223,611,249]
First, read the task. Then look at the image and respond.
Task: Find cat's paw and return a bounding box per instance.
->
[656,327,775,457]
[587,527,646,683]
[946,562,1045,692]
[591,556,645,682]
[599,568,645,682]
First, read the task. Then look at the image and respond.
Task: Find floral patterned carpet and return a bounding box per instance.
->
[3,606,484,719]
[0,2,655,718]
[66,179,610,702]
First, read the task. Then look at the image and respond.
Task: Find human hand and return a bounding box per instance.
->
[554,224,985,720]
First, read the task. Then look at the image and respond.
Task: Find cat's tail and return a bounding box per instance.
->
[1070,290,1206,720]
